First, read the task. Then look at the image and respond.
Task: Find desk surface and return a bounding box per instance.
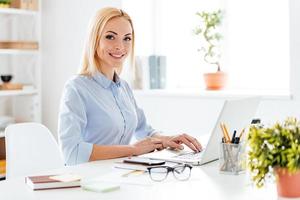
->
[0,158,287,200]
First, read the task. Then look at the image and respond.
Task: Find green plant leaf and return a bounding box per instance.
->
[194,9,223,71]
[247,117,300,188]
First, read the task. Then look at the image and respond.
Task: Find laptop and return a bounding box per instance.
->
[139,97,260,166]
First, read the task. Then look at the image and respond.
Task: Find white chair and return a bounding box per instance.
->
[5,123,64,179]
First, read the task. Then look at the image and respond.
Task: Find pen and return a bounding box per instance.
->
[233,137,240,144]
[231,130,237,143]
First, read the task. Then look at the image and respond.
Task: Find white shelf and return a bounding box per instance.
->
[0,89,38,97]
[0,49,38,55]
[0,8,37,16]
[0,131,4,138]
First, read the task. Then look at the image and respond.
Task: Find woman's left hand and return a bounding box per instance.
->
[154,133,202,152]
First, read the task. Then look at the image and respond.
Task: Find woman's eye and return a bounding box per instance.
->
[105,35,115,40]
[124,37,132,41]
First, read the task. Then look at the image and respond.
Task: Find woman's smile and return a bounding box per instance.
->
[108,52,126,59]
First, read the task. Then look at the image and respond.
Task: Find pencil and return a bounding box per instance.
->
[223,123,231,143]
[220,123,226,141]
[239,128,245,140]
[220,123,230,143]
[121,170,145,177]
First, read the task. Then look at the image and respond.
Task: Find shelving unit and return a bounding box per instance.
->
[0,5,41,120]
[0,2,41,180]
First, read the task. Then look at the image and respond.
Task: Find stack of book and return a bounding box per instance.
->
[149,55,166,89]
[25,174,81,190]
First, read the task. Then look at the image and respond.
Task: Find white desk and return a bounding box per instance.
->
[0,159,285,200]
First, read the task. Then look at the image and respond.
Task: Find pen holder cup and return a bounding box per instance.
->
[219,142,246,175]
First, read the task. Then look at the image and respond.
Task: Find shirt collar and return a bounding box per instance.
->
[93,71,121,89]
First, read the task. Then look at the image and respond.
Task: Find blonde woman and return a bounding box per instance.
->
[58,7,202,165]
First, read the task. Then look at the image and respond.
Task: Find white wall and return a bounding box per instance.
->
[290,0,300,97]
[41,0,121,136]
[42,0,300,139]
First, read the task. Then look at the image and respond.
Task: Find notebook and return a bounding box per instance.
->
[139,97,260,165]
[25,174,81,190]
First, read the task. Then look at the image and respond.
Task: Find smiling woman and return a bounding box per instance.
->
[79,8,135,78]
[57,7,202,166]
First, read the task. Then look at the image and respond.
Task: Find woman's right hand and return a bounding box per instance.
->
[132,137,163,155]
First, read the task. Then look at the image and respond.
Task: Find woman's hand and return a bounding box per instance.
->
[132,137,163,155]
[154,133,202,152]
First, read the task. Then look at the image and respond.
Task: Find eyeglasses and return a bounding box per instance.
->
[147,164,193,182]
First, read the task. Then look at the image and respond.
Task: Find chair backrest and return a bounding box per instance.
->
[5,123,64,179]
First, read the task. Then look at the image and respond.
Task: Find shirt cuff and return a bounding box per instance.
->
[75,141,93,165]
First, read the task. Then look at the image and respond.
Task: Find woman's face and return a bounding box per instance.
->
[97,17,133,70]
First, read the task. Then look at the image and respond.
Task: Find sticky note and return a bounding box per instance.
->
[49,174,81,182]
[81,182,120,193]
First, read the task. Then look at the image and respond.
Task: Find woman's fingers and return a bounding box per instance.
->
[153,143,163,150]
[133,137,165,155]
[176,135,198,152]
[147,138,163,152]
[167,140,184,150]
[169,134,202,152]
[134,134,202,155]
[182,134,202,152]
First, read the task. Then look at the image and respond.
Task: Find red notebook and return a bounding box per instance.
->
[25,175,81,190]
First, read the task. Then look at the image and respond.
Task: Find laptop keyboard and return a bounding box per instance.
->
[174,151,203,160]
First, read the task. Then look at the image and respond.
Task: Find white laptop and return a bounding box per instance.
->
[139,97,260,166]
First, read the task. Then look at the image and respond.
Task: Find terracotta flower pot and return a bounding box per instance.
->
[203,71,227,90]
[276,168,300,198]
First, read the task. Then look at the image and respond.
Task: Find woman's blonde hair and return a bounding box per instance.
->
[79,7,135,76]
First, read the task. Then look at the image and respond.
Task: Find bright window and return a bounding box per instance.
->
[122,0,289,93]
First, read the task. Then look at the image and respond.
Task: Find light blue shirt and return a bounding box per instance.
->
[58,72,157,165]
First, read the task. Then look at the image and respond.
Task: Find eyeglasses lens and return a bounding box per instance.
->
[173,165,191,181]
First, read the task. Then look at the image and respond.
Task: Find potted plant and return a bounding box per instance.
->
[247,117,300,198]
[194,9,227,90]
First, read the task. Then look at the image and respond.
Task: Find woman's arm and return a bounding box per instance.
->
[89,137,163,161]
[58,82,92,165]
[89,145,135,161]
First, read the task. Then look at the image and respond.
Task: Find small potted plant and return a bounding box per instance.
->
[194,9,227,90]
[247,117,300,198]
